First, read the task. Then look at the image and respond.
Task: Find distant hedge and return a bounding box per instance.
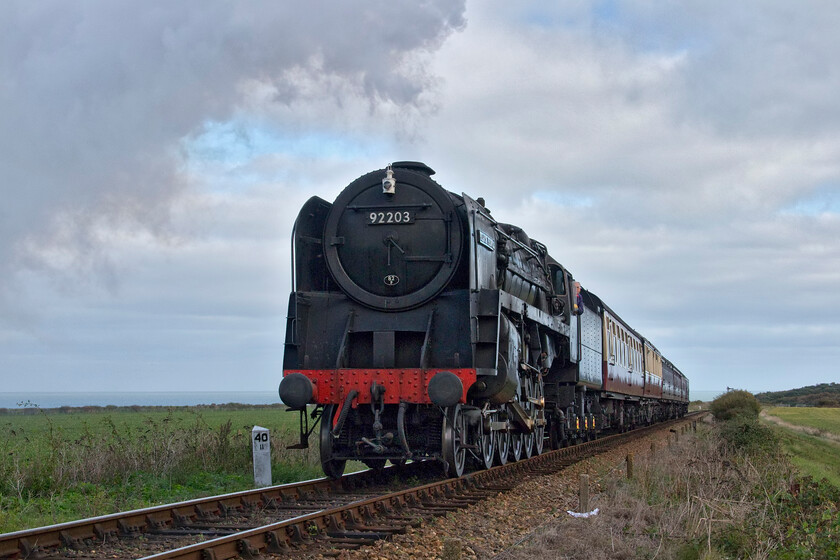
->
[756,382,840,407]
[710,390,761,421]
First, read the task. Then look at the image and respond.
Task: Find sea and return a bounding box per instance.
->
[691,389,725,402]
[0,392,279,410]
[1,388,727,410]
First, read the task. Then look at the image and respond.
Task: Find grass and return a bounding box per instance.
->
[771,425,840,488]
[779,432,840,488]
[504,419,840,560]
[759,406,840,488]
[0,404,324,534]
[1,405,299,443]
[764,406,840,436]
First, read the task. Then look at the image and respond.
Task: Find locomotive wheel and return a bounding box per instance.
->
[533,378,546,455]
[441,405,467,478]
[509,433,523,462]
[522,430,534,459]
[320,404,347,479]
[520,377,541,459]
[508,404,523,463]
[477,413,495,470]
[495,414,510,466]
[521,402,534,459]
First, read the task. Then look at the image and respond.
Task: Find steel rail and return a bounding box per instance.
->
[0,463,401,559]
[141,413,704,560]
[0,413,702,559]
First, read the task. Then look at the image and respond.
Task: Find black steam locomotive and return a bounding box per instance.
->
[279,162,688,478]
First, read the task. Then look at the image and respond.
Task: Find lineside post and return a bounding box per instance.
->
[252,426,272,487]
[579,474,590,512]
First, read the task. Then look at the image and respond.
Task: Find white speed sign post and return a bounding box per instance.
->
[251,425,272,487]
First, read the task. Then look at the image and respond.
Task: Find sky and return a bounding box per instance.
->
[2,1,839,399]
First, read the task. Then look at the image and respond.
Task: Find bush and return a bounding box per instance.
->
[718,415,779,455]
[710,390,761,421]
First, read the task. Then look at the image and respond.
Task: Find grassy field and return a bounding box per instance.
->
[0,405,324,533]
[762,406,840,487]
[764,405,840,436]
[776,430,840,487]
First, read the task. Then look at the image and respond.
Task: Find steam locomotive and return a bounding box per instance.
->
[279,162,688,478]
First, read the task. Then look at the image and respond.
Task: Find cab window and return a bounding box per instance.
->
[551,267,566,295]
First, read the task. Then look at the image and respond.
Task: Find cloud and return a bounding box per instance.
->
[0,0,466,321]
[407,1,840,391]
[417,2,840,218]
[4,1,840,396]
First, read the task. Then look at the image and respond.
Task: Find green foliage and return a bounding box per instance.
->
[709,389,761,421]
[767,477,840,559]
[718,415,779,455]
[704,421,839,559]
[756,382,840,407]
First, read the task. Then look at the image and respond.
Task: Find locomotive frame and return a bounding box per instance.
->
[280,162,688,478]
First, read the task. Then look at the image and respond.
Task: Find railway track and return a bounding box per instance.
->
[0,413,702,559]
[0,460,439,559]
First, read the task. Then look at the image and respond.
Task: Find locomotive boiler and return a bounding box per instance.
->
[279,162,688,478]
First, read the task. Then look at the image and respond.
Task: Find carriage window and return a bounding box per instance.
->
[619,330,627,365]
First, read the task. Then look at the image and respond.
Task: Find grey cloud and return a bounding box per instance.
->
[612,2,840,137]
[423,1,840,226]
[5,0,840,397]
[0,1,466,320]
[412,0,840,393]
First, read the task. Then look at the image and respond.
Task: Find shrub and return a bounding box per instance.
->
[815,396,840,407]
[709,390,760,421]
[718,414,779,455]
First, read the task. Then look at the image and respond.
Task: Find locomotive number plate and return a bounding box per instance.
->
[368,210,414,225]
